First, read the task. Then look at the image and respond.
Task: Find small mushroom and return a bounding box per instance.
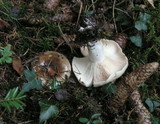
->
[72,39,128,87]
[32,51,71,86]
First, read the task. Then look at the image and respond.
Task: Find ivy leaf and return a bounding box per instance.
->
[135,21,147,31]
[116,13,130,26]
[79,118,89,123]
[153,101,160,108]
[139,12,151,23]
[24,70,36,82]
[92,120,102,124]
[151,114,160,124]
[22,70,42,92]
[134,13,151,31]
[39,101,59,123]
[85,10,96,15]
[130,35,142,47]
[91,113,101,119]
[145,98,154,112]
[101,83,117,96]
[145,98,160,112]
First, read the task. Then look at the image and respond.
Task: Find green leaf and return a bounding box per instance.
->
[135,21,147,31]
[153,101,160,108]
[101,83,117,95]
[22,79,42,92]
[22,70,42,92]
[116,13,130,26]
[130,35,142,47]
[0,87,26,112]
[0,44,12,64]
[145,98,160,112]
[139,12,151,23]
[92,120,102,124]
[145,98,154,112]
[49,79,61,90]
[151,114,160,124]
[39,101,59,123]
[91,113,101,119]
[24,70,36,82]
[85,10,96,15]
[79,118,89,123]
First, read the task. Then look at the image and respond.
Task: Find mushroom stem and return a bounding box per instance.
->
[72,39,128,87]
[88,41,105,62]
[109,62,159,112]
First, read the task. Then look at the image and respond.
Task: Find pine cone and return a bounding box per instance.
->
[109,62,159,112]
[130,90,151,124]
[112,33,128,49]
[125,62,159,90]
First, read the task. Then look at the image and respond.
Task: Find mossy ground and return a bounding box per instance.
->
[0,0,160,123]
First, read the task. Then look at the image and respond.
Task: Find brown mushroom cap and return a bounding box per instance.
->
[33,51,71,86]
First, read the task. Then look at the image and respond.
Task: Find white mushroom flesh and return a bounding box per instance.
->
[72,39,128,87]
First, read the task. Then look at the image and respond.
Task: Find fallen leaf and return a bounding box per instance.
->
[51,14,73,22]
[44,0,61,10]
[12,58,24,76]
[0,18,10,30]
[39,101,59,123]
[147,0,155,8]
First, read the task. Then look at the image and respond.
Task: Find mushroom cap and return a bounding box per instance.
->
[33,51,71,86]
[72,39,128,87]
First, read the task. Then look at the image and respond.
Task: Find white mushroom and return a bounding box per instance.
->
[72,39,128,87]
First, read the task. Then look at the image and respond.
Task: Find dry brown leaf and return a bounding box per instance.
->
[58,4,72,14]
[0,18,10,30]
[44,0,61,10]
[12,58,24,76]
[50,14,73,22]
[147,0,155,8]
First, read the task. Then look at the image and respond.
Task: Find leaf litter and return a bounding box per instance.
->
[0,0,160,123]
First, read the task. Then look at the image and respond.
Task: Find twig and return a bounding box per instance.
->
[18,120,33,124]
[76,0,83,27]
[112,0,118,33]
[114,7,132,18]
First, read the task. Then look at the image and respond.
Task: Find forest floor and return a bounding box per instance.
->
[0,0,160,124]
